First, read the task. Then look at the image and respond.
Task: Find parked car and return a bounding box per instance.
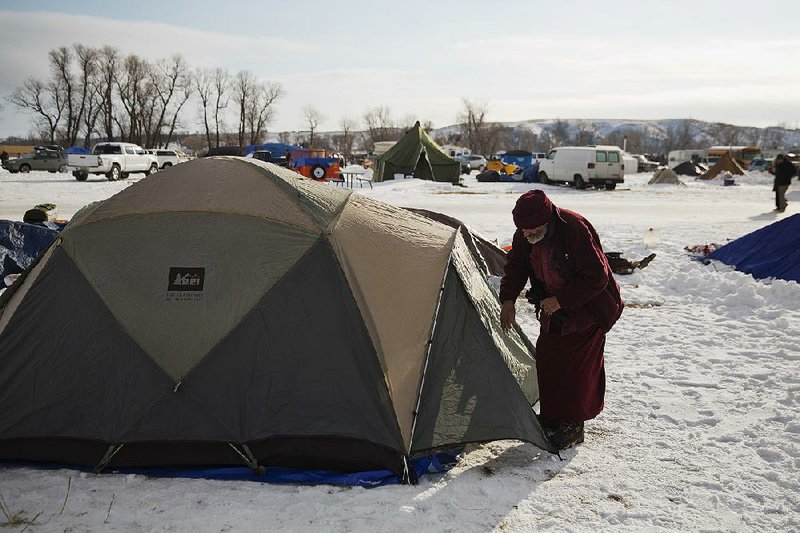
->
[145,149,183,169]
[67,142,158,181]
[748,158,773,172]
[632,154,659,172]
[537,145,624,190]
[466,154,487,171]
[2,150,68,173]
[453,155,471,174]
[245,150,291,168]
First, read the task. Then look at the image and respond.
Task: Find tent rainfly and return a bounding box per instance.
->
[0,157,553,484]
[697,153,745,180]
[707,213,800,283]
[374,121,460,184]
[648,168,686,185]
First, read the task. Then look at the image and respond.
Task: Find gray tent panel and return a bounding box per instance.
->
[411,265,554,454]
[134,238,406,451]
[0,248,172,442]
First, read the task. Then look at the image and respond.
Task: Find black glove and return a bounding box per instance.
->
[525,287,571,326]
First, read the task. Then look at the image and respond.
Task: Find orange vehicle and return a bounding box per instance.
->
[291,149,341,181]
[706,146,762,168]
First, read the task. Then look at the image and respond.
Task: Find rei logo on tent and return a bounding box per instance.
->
[167,267,205,291]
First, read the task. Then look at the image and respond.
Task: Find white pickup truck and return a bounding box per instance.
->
[67,142,159,181]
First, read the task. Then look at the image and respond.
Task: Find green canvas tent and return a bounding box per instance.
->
[375,121,460,184]
[0,157,553,483]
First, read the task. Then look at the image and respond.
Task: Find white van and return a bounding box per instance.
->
[537,145,625,190]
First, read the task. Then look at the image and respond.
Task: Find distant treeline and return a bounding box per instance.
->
[6,45,797,158]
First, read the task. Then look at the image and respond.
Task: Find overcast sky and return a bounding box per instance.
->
[1,0,799,138]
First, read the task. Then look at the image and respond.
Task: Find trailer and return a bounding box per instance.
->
[291,149,341,181]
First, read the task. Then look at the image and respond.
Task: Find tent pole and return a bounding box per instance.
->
[94,444,124,474]
[407,260,450,456]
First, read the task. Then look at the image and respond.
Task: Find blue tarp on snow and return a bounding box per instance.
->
[707,214,800,282]
[0,220,62,287]
[4,450,460,488]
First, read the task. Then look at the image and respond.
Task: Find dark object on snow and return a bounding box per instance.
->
[476,169,501,182]
[707,213,800,282]
[605,252,656,275]
[673,161,707,176]
[685,243,720,258]
[23,203,58,223]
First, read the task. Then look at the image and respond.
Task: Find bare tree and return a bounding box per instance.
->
[277,131,294,144]
[233,70,256,148]
[115,54,152,143]
[162,69,193,148]
[335,116,357,161]
[551,118,571,147]
[96,46,119,141]
[457,99,500,155]
[362,105,394,148]
[70,45,100,147]
[8,77,64,142]
[143,54,191,148]
[245,81,283,145]
[195,67,214,150]
[573,120,595,145]
[48,47,77,144]
[303,105,324,148]
[212,68,230,148]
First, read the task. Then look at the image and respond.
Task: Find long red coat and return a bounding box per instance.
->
[500,207,623,422]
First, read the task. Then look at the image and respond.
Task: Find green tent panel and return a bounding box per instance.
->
[375,121,460,184]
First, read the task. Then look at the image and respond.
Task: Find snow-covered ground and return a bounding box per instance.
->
[1,168,798,531]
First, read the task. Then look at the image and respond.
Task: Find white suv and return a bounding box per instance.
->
[146,149,183,169]
[467,155,487,171]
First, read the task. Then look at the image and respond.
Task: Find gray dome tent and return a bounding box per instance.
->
[0,157,553,483]
[648,168,686,185]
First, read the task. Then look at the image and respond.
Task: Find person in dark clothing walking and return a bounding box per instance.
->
[499,190,623,450]
[772,154,797,212]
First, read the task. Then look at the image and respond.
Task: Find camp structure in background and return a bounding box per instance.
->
[697,153,745,180]
[648,168,686,185]
[707,214,800,283]
[673,160,708,177]
[374,121,460,184]
[0,157,553,486]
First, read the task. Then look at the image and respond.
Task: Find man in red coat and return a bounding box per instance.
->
[499,190,623,450]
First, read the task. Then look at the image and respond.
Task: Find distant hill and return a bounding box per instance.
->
[428,118,800,155]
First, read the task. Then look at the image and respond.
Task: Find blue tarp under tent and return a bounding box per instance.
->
[707,214,800,283]
[0,220,62,288]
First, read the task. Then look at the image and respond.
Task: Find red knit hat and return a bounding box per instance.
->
[512,190,554,229]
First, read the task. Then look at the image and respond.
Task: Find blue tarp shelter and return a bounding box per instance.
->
[707,214,800,283]
[243,143,302,156]
[501,150,534,168]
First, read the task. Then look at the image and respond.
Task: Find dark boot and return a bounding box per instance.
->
[548,421,585,450]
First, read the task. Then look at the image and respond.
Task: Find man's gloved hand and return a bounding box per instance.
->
[500,300,516,332]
